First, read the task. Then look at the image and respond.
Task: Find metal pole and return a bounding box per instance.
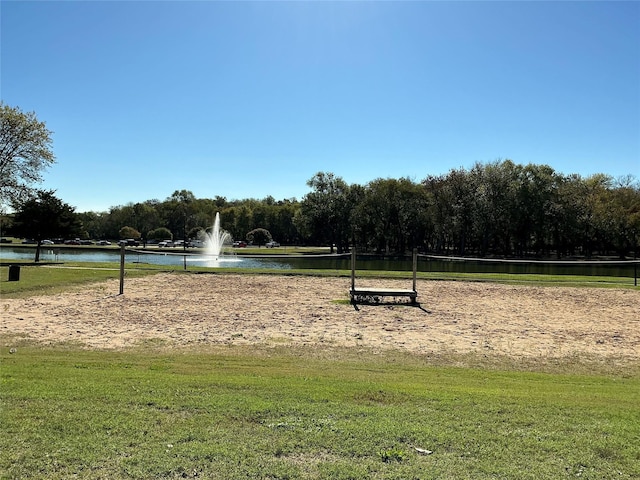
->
[351,247,356,292]
[412,248,417,292]
[119,244,125,295]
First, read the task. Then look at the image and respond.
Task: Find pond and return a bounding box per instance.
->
[285,254,638,278]
[0,246,289,269]
[1,246,637,279]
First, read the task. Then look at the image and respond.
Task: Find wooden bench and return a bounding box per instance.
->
[349,248,419,305]
[349,286,418,305]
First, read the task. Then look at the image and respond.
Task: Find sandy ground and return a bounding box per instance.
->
[2,273,639,361]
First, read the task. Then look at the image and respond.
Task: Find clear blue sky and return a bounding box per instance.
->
[2,1,639,213]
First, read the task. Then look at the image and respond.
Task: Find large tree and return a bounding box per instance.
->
[0,103,55,208]
[165,190,197,248]
[298,172,353,253]
[10,190,81,262]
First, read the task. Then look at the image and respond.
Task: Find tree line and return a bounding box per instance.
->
[69,160,638,259]
[1,103,638,259]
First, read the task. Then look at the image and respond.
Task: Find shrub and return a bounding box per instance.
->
[246,228,272,246]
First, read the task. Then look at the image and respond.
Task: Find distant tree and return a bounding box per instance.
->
[298,172,352,253]
[77,211,109,240]
[119,226,141,240]
[166,190,196,249]
[246,228,271,246]
[10,190,80,262]
[355,177,426,254]
[273,202,301,245]
[1,211,13,238]
[187,226,204,240]
[148,227,172,241]
[132,202,159,246]
[470,160,519,256]
[593,176,640,258]
[0,103,56,208]
[514,163,560,256]
[232,205,253,241]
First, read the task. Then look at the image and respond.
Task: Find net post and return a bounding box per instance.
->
[351,246,356,292]
[119,244,125,295]
[412,248,417,292]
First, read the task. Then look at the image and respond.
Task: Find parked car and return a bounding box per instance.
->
[96,240,111,246]
[118,239,139,246]
[158,240,174,248]
[265,241,280,248]
[42,239,54,245]
[232,241,247,248]
[64,238,81,245]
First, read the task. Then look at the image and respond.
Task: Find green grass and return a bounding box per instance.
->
[1,262,638,478]
[1,345,638,479]
[0,264,157,298]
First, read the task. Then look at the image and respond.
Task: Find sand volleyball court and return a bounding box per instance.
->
[2,273,639,361]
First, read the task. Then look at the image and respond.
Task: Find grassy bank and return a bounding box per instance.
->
[0,264,156,298]
[1,345,639,479]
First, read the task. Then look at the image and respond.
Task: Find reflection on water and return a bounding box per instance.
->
[0,247,289,269]
[1,246,637,278]
[274,254,638,278]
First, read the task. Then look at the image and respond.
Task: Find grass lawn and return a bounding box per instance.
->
[0,264,156,298]
[1,265,638,478]
[1,345,639,479]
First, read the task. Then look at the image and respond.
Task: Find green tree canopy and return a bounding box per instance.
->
[0,103,56,208]
[119,226,141,240]
[298,172,352,253]
[59,163,638,258]
[148,227,172,241]
[10,190,80,262]
[246,228,272,246]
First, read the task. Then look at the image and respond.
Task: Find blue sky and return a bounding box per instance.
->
[2,1,639,213]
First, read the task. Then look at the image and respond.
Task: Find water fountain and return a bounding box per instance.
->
[205,212,232,259]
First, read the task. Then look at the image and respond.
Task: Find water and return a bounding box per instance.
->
[261,254,638,279]
[0,246,289,269]
[1,246,637,278]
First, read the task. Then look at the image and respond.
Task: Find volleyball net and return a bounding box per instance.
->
[418,254,639,285]
[119,247,638,285]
